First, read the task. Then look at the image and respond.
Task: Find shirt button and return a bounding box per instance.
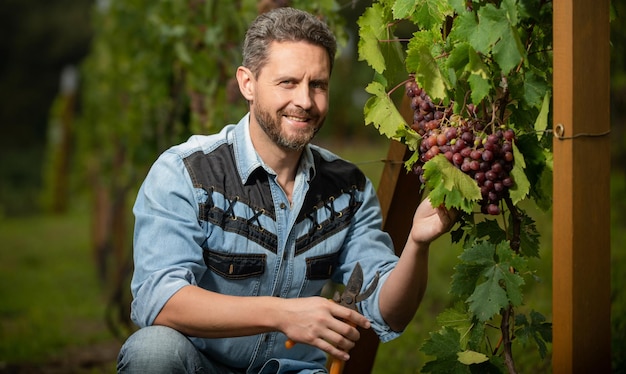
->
[280,202,287,209]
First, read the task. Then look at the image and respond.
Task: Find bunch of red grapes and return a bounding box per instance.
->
[406,79,516,215]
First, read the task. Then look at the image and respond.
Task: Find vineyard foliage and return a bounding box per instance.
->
[69,0,346,333]
[358,0,553,372]
[76,0,346,184]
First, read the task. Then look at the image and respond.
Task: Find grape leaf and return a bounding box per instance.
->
[471,4,525,74]
[463,241,525,321]
[422,155,481,213]
[509,141,530,204]
[458,350,489,365]
[459,240,496,265]
[410,0,453,31]
[395,126,422,152]
[450,11,477,46]
[476,219,507,244]
[509,210,541,258]
[436,304,474,349]
[515,310,553,359]
[405,31,447,100]
[446,42,470,75]
[492,24,525,75]
[392,0,416,20]
[533,150,553,211]
[448,0,467,14]
[420,327,469,374]
[451,263,485,298]
[467,268,509,322]
[501,0,520,25]
[533,92,550,139]
[522,69,549,109]
[357,3,390,74]
[363,81,408,139]
[495,243,527,305]
[468,74,491,104]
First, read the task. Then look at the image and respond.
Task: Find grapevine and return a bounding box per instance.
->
[406,77,517,216]
[358,0,553,372]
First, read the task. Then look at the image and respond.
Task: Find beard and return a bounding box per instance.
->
[254,106,324,151]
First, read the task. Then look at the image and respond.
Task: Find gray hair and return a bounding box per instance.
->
[242,7,337,77]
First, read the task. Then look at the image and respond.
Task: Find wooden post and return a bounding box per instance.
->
[552,0,611,372]
[344,98,420,373]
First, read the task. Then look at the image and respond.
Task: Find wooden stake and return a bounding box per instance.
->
[552,0,611,372]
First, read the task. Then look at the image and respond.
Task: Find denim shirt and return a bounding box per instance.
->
[130,114,402,372]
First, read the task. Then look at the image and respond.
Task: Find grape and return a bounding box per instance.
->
[487,204,500,215]
[452,153,463,165]
[406,77,518,216]
[482,149,494,162]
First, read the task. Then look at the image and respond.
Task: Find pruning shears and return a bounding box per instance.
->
[285,262,380,374]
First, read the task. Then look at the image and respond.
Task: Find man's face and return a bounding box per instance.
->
[246,41,330,151]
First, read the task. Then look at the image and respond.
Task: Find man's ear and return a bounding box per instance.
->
[236,66,255,102]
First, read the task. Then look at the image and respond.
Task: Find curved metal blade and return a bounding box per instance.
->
[356,270,379,302]
[341,262,364,308]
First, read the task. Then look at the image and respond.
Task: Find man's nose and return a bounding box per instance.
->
[293,84,313,109]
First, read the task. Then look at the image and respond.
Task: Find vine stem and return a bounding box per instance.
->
[504,195,521,253]
[501,305,517,374]
[387,76,413,97]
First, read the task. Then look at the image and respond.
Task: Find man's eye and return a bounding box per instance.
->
[311,81,328,90]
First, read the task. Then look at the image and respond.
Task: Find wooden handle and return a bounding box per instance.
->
[329,358,345,374]
[285,339,296,349]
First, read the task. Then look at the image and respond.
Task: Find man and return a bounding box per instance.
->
[117,7,456,374]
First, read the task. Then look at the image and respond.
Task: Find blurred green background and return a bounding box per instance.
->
[1,0,625,373]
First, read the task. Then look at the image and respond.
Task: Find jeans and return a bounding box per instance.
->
[117,325,328,374]
[117,325,239,374]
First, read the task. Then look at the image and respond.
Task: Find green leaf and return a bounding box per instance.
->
[495,243,526,306]
[406,31,447,100]
[447,42,471,74]
[492,24,525,74]
[392,0,416,20]
[452,263,485,297]
[448,0,468,14]
[458,350,489,365]
[468,74,491,104]
[459,240,496,265]
[422,155,481,213]
[469,4,525,74]
[467,267,509,321]
[523,70,549,109]
[436,304,474,349]
[449,11,477,45]
[510,210,541,258]
[533,92,551,139]
[357,4,390,74]
[476,219,507,244]
[533,150,553,211]
[463,241,525,321]
[410,0,453,31]
[515,310,553,359]
[509,140,530,204]
[364,81,408,138]
[395,126,422,152]
[420,327,470,374]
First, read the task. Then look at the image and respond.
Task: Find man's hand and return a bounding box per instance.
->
[410,197,458,245]
[280,296,371,361]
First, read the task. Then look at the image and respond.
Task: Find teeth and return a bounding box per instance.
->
[286,115,308,122]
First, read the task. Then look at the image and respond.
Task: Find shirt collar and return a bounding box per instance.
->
[233,113,316,185]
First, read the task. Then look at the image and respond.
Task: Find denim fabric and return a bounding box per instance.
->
[128,114,402,372]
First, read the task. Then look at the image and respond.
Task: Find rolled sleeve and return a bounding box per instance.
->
[337,180,403,342]
[129,150,208,327]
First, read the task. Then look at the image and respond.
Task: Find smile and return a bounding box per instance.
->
[284,115,310,122]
